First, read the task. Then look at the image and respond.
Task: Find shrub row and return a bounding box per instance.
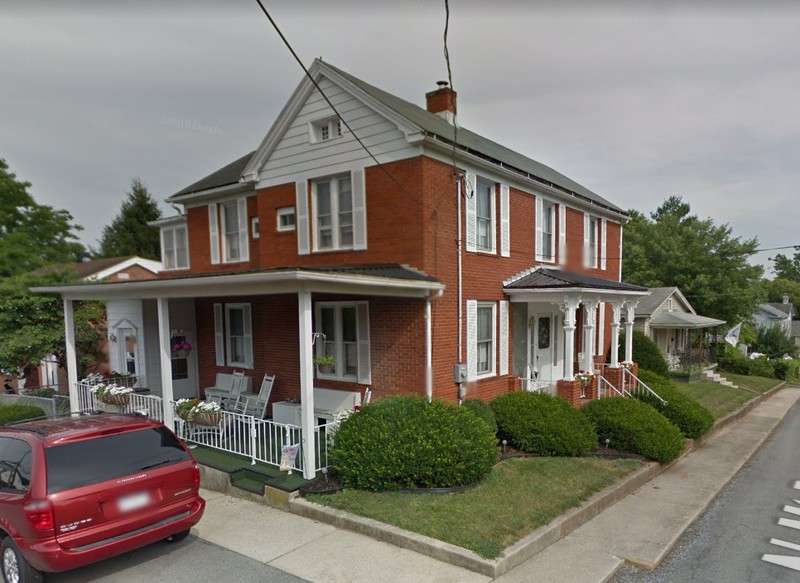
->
[635,370,715,439]
[0,404,46,425]
[718,351,800,381]
[611,331,670,377]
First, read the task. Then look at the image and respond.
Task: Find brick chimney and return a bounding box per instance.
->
[783,293,790,305]
[426,81,457,124]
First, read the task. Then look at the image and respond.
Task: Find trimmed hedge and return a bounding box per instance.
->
[461,398,498,434]
[582,398,686,464]
[0,404,46,425]
[330,396,498,491]
[613,331,670,377]
[490,392,597,456]
[636,370,714,439]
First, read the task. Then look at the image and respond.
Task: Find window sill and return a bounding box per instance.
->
[312,247,358,254]
[227,362,253,369]
[222,259,250,265]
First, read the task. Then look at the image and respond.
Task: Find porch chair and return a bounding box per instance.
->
[230,373,276,419]
[212,371,246,410]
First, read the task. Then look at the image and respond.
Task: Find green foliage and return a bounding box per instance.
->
[622,196,762,324]
[461,398,498,434]
[98,178,162,260]
[21,387,56,398]
[752,325,798,359]
[772,251,800,281]
[758,278,800,310]
[0,159,84,277]
[773,359,800,382]
[0,404,46,425]
[717,347,756,376]
[330,396,498,491]
[582,398,686,463]
[636,371,714,439]
[490,392,598,456]
[614,331,670,377]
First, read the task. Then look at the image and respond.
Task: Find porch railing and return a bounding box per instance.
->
[76,382,165,422]
[621,368,667,405]
[519,378,556,395]
[597,376,625,398]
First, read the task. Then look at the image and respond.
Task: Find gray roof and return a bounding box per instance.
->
[758,303,792,319]
[634,287,678,316]
[173,150,255,197]
[163,263,440,284]
[648,311,725,330]
[505,268,647,292]
[765,302,793,317]
[325,62,625,215]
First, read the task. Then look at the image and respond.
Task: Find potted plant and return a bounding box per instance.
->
[171,340,192,358]
[91,383,134,406]
[191,401,222,426]
[174,398,200,421]
[315,354,336,375]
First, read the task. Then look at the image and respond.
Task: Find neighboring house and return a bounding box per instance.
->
[753,296,794,336]
[36,60,651,476]
[792,321,800,350]
[633,287,724,371]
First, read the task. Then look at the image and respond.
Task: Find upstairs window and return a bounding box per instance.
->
[540,201,555,262]
[219,199,249,263]
[161,225,188,270]
[475,180,495,252]
[277,207,296,231]
[313,175,353,251]
[585,214,599,268]
[310,117,343,143]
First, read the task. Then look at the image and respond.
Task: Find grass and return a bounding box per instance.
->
[716,372,782,393]
[672,373,781,419]
[191,445,312,491]
[308,457,643,559]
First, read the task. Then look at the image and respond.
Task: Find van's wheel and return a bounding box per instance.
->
[1,537,43,583]
[164,529,190,543]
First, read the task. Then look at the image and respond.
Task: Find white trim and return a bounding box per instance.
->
[474,178,496,254]
[597,302,606,357]
[351,168,367,251]
[558,204,567,265]
[311,173,356,252]
[220,199,249,264]
[618,223,624,281]
[466,300,478,381]
[251,216,260,239]
[86,256,162,281]
[583,213,591,268]
[465,172,477,253]
[208,204,220,265]
[160,225,189,271]
[238,198,249,262]
[499,300,509,376]
[535,197,544,261]
[315,301,369,383]
[500,184,510,258]
[277,207,296,232]
[213,303,224,366]
[224,303,253,369]
[296,181,310,255]
[356,301,371,384]
[475,302,497,378]
[601,218,607,271]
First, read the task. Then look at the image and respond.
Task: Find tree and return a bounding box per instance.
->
[0,159,84,277]
[0,272,106,380]
[98,178,162,260]
[623,196,763,324]
[758,278,800,312]
[772,250,800,281]
[752,325,798,359]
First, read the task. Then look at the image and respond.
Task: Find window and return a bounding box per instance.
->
[476,303,496,375]
[277,207,296,231]
[315,302,369,381]
[221,201,243,262]
[162,225,188,270]
[0,437,32,492]
[251,217,260,240]
[476,180,495,252]
[541,201,555,261]
[310,117,343,143]
[587,215,598,268]
[115,327,138,376]
[313,175,353,251]
[224,303,253,368]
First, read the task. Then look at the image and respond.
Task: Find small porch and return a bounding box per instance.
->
[648,311,725,376]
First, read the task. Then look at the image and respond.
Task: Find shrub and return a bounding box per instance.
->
[330,396,498,491]
[773,359,800,382]
[636,371,714,438]
[0,404,46,425]
[612,331,669,377]
[461,398,498,434]
[582,398,686,464]
[717,346,753,376]
[21,387,57,398]
[490,392,597,456]
[752,324,798,359]
[749,356,777,379]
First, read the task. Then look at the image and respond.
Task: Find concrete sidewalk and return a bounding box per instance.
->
[192,387,800,582]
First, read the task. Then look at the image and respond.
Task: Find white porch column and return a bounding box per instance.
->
[298,291,316,479]
[559,297,581,380]
[63,299,79,412]
[610,303,621,367]
[156,298,175,429]
[581,299,599,373]
[425,298,433,402]
[624,302,636,363]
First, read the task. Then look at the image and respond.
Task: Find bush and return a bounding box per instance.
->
[490,392,597,456]
[21,387,57,398]
[717,346,753,376]
[636,371,714,438]
[582,398,686,464]
[752,324,798,359]
[461,398,498,434]
[0,404,46,425]
[773,359,800,382]
[330,396,498,491]
[612,331,669,377]
[749,356,777,379]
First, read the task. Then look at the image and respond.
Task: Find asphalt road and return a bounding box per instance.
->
[47,535,308,583]
[612,398,800,583]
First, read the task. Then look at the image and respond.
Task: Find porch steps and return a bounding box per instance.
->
[701,369,740,388]
[230,467,272,495]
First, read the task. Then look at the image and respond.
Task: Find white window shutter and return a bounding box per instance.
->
[500,184,510,258]
[208,204,220,265]
[535,198,543,261]
[356,301,371,385]
[295,181,310,255]
[597,302,606,356]
[558,204,567,265]
[237,198,249,262]
[499,300,509,375]
[243,304,253,368]
[213,303,224,366]
[583,213,590,268]
[351,169,367,250]
[466,300,478,381]
[465,172,477,253]
[600,218,607,270]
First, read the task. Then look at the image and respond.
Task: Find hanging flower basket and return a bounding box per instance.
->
[102,393,131,406]
[91,383,134,407]
[172,349,191,358]
[193,412,221,427]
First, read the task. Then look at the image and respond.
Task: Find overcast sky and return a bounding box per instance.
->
[2,1,798,274]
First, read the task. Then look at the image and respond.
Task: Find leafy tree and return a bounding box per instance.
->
[0,159,84,277]
[772,250,800,281]
[98,178,162,260]
[751,324,798,359]
[623,196,762,324]
[758,278,800,312]
[0,272,106,380]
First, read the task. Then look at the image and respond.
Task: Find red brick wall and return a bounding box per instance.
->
[105,265,158,282]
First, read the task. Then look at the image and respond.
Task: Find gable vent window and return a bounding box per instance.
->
[310,117,343,143]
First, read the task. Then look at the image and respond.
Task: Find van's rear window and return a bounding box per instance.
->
[45,427,190,493]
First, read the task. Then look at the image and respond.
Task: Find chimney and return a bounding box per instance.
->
[783,293,790,305]
[426,80,457,124]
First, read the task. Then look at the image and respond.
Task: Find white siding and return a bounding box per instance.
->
[142,300,162,395]
[107,299,146,383]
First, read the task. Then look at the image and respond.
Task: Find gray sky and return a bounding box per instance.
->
[2,1,798,273]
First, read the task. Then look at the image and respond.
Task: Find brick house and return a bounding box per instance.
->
[38,60,650,476]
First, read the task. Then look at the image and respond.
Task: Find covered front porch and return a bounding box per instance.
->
[36,265,444,479]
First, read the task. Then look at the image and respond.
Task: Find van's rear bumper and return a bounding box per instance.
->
[22,497,205,573]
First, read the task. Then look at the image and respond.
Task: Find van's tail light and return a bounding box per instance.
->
[24,500,54,531]
[192,463,201,490]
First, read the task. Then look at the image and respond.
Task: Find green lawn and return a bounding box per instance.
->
[672,373,781,419]
[717,373,782,393]
[309,457,643,559]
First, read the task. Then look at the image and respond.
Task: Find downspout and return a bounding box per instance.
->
[425,289,444,402]
[456,174,466,403]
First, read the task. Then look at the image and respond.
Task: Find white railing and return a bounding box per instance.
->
[622,368,667,405]
[597,376,625,398]
[75,382,165,422]
[520,378,556,395]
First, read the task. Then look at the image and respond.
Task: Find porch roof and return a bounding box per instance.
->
[504,267,648,294]
[31,263,444,301]
[648,311,725,330]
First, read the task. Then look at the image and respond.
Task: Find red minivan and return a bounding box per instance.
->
[0,412,205,583]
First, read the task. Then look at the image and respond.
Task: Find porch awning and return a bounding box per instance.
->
[648,311,725,330]
[503,267,649,301]
[31,263,445,301]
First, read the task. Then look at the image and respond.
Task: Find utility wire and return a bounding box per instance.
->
[443,0,463,191]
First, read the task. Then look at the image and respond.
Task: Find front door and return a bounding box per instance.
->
[170,330,198,400]
[529,311,560,392]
